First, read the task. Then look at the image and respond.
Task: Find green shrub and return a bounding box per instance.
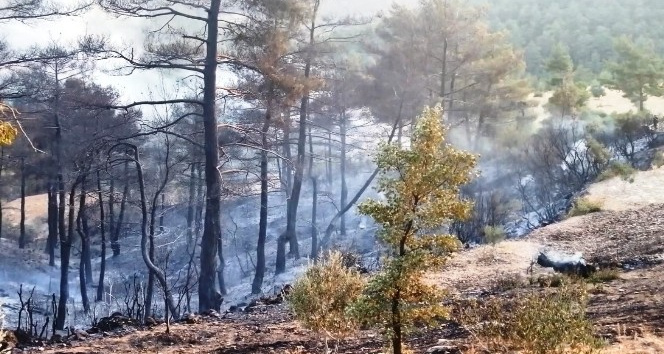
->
[597,161,636,182]
[653,151,664,168]
[531,274,570,288]
[587,268,620,284]
[458,284,602,354]
[590,84,605,98]
[568,198,603,217]
[492,273,526,292]
[287,251,365,347]
[483,225,506,245]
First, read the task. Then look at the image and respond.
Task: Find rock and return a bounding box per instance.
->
[201,309,220,318]
[427,345,457,353]
[144,317,158,327]
[96,314,140,332]
[73,330,88,341]
[182,313,200,324]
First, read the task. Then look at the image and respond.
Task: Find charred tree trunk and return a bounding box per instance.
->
[96,171,106,302]
[145,142,172,321]
[159,194,165,231]
[113,162,129,257]
[194,163,203,240]
[198,0,224,312]
[282,127,293,194]
[77,175,90,313]
[47,182,58,266]
[121,144,179,319]
[19,157,26,248]
[108,176,116,255]
[339,112,348,237]
[308,126,318,259]
[319,120,399,253]
[253,99,271,293]
[186,163,196,251]
[56,176,81,330]
[326,130,332,184]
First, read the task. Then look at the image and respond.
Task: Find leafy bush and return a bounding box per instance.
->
[458,284,602,354]
[568,198,603,217]
[483,225,506,245]
[653,151,664,168]
[287,251,365,347]
[351,105,474,354]
[597,162,635,182]
[492,273,526,292]
[590,84,605,98]
[587,268,620,284]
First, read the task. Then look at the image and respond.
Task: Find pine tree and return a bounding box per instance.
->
[351,105,476,354]
[605,36,664,111]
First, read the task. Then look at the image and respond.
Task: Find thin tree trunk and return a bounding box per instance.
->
[47,182,58,265]
[282,127,292,194]
[253,97,272,293]
[145,141,172,321]
[319,119,399,253]
[326,131,332,183]
[112,162,129,257]
[125,144,179,319]
[77,174,90,313]
[186,163,195,251]
[308,126,318,259]
[159,194,165,231]
[199,0,224,311]
[19,157,26,248]
[96,171,106,302]
[56,176,81,330]
[108,176,116,256]
[195,163,203,240]
[339,112,348,237]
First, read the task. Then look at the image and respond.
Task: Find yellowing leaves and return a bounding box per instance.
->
[0,121,17,146]
[353,104,477,352]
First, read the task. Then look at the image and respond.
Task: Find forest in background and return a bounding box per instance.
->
[476,0,664,77]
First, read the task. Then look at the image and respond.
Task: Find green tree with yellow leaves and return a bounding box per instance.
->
[0,104,17,146]
[351,105,476,354]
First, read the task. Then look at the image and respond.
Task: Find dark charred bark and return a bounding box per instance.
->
[186,163,195,251]
[326,130,332,183]
[77,175,90,313]
[19,157,26,248]
[198,0,224,312]
[120,144,178,319]
[194,163,203,240]
[47,182,58,265]
[252,97,271,294]
[56,176,81,330]
[96,171,106,302]
[145,141,172,321]
[112,161,129,257]
[319,119,400,253]
[339,112,348,237]
[308,126,318,259]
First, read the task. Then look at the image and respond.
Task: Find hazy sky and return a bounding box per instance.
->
[0,0,420,104]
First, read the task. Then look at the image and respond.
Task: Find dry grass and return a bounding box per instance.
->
[586,167,664,211]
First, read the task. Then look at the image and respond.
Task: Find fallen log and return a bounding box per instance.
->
[537,251,596,277]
